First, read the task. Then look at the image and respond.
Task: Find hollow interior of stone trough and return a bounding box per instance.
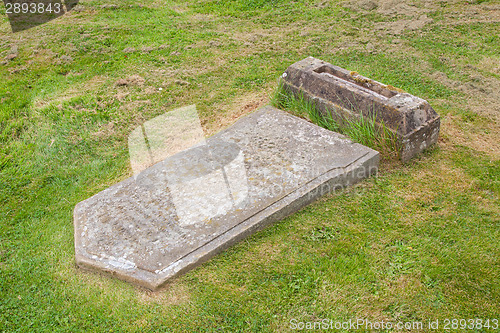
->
[314,65,397,99]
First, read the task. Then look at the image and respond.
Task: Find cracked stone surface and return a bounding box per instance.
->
[74,106,379,290]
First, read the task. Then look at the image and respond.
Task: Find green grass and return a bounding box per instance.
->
[1,0,499,331]
[270,82,398,157]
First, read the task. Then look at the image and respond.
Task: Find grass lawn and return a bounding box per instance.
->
[1,0,499,331]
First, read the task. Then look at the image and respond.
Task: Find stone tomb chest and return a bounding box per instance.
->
[282,57,440,162]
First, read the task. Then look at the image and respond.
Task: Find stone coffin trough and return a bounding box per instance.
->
[282,57,440,162]
[74,106,379,290]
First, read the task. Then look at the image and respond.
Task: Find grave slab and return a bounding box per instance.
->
[74,106,379,290]
[282,57,440,162]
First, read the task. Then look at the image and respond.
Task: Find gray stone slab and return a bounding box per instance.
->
[74,106,379,290]
[282,57,440,163]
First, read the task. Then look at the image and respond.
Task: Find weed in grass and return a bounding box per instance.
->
[386,240,417,278]
[287,275,320,293]
[304,226,339,242]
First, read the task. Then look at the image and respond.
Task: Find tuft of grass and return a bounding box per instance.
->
[270,81,398,157]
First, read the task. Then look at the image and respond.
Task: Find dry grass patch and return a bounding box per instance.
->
[204,90,270,136]
[138,281,190,306]
[441,114,500,159]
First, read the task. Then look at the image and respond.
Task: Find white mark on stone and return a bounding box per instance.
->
[107,257,136,270]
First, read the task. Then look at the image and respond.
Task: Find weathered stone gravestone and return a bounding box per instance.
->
[281,57,440,162]
[74,106,379,290]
